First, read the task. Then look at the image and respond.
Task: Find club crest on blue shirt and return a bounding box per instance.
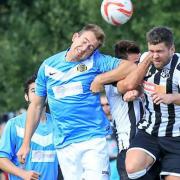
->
[160,68,170,78]
[77,63,87,72]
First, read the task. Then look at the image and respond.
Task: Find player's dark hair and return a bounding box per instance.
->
[0,113,9,124]
[146,26,174,48]
[24,73,37,95]
[114,40,140,59]
[79,24,105,48]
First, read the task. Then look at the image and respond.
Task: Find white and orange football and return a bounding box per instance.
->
[101,0,133,26]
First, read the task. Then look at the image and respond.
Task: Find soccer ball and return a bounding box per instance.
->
[101,0,133,26]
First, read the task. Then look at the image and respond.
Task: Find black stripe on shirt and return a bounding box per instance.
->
[144,64,156,80]
[152,69,162,136]
[128,101,137,141]
[165,54,178,136]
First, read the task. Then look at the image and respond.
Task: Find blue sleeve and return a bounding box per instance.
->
[0,120,16,160]
[94,52,121,73]
[35,62,47,97]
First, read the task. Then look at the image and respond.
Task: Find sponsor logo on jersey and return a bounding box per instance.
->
[32,150,56,162]
[143,81,166,94]
[52,82,83,99]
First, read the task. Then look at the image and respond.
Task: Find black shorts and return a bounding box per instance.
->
[129,130,180,176]
[117,150,129,180]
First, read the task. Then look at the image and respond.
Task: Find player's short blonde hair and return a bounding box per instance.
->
[79,24,105,48]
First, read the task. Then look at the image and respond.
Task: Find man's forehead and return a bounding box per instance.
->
[80,31,98,42]
[29,83,35,89]
[101,96,108,103]
[148,42,167,48]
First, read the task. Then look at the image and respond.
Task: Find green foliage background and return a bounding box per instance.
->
[0,0,180,114]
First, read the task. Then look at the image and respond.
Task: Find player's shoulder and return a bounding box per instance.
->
[94,50,117,60]
[3,113,25,134]
[9,113,26,126]
[174,53,180,71]
[44,50,67,65]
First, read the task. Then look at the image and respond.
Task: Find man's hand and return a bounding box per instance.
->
[140,51,153,64]
[90,76,104,93]
[123,90,139,102]
[22,170,40,180]
[151,93,173,105]
[17,143,30,164]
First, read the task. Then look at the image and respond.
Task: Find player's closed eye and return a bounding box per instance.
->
[82,39,95,52]
[102,103,109,106]
[31,88,35,93]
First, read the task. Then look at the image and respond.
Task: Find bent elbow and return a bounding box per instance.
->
[117,81,135,94]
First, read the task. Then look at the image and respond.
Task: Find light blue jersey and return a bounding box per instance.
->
[36,50,120,148]
[0,112,58,180]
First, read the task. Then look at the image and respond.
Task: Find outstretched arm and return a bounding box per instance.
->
[90,60,137,93]
[117,52,153,94]
[0,158,40,180]
[17,95,46,164]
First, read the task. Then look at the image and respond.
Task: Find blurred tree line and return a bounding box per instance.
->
[0,0,179,114]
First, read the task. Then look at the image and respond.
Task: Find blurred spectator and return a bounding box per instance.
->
[0,114,9,180]
[100,94,120,180]
[0,74,58,179]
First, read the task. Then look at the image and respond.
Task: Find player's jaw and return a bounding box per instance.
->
[152,52,173,69]
[153,59,164,69]
[153,55,173,69]
[66,47,89,62]
[72,46,92,61]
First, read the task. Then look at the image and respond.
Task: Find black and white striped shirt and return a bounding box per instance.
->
[105,85,144,151]
[138,53,180,137]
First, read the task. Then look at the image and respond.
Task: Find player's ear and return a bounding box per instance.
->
[24,94,28,102]
[171,44,175,53]
[72,33,79,42]
[170,44,175,57]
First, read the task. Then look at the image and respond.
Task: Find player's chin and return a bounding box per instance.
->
[153,62,163,69]
[80,54,91,61]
